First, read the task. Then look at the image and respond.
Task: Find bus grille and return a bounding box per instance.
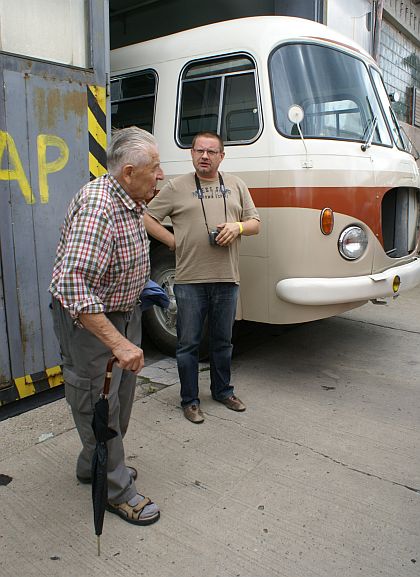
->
[381,188,420,257]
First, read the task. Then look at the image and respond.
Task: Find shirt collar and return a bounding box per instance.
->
[108,174,147,214]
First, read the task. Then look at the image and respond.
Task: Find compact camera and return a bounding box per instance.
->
[208,229,219,246]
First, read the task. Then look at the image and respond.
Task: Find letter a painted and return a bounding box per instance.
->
[0,130,34,204]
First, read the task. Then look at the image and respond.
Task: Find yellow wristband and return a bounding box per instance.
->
[236,222,244,234]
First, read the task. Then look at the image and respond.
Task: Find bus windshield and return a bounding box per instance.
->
[270,43,391,146]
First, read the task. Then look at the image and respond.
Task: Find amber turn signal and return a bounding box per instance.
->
[392,275,400,293]
[320,208,334,235]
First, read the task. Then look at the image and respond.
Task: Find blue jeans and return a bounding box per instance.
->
[174,283,239,407]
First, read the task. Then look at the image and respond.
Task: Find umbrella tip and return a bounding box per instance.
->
[97,535,101,556]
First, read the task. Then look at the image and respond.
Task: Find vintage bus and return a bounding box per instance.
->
[110,15,420,354]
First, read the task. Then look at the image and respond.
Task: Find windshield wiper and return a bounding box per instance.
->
[361,116,378,151]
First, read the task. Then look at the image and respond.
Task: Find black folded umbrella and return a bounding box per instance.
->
[91,357,118,556]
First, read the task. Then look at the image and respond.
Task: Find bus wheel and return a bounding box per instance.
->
[143,247,178,356]
[143,245,209,359]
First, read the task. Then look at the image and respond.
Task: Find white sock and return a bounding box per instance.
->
[127,494,159,517]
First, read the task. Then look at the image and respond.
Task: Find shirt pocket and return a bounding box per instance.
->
[112,222,143,274]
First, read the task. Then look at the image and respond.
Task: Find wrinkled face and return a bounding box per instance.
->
[191,136,225,180]
[120,147,164,204]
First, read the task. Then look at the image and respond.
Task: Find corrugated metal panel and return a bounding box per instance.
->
[0,64,12,389]
[0,64,109,404]
[0,0,109,406]
[2,68,89,379]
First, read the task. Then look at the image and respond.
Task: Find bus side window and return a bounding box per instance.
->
[178,54,261,146]
[223,74,259,141]
[179,77,220,141]
[111,71,157,133]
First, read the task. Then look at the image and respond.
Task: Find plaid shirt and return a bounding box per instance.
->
[49,174,150,319]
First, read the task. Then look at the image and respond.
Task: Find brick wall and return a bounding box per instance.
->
[379,18,420,123]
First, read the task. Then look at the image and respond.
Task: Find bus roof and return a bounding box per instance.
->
[111,15,374,73]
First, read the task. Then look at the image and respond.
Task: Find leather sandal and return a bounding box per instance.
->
[106,495,160,526]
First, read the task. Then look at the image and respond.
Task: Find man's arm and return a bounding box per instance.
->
[144,213,176,251]
[239,218,260,236]
[216,218,260,246]
[79,312,144,373]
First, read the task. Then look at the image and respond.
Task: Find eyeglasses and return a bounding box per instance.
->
[192,148,221,157]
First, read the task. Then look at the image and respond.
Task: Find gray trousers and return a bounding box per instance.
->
[51,298,141,504]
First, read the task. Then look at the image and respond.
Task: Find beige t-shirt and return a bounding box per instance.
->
[147,172,259,284]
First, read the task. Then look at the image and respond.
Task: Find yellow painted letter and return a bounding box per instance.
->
[0,130,34,204]
[37,134,69,204]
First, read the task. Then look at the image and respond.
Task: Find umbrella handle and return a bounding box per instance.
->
[103,356,117,396]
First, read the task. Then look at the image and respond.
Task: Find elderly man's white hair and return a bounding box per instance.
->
[107,126,158,175]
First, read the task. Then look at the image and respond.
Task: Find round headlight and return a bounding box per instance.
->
[338,226,368,260]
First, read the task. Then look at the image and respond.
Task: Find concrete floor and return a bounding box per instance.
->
[0,289,419,577]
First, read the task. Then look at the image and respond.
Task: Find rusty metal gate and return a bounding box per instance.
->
[0,0,108,405]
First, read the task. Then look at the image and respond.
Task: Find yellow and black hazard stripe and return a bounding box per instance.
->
[87,85,107,180]
[0,365,63,406]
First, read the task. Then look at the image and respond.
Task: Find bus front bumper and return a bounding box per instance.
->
[276,257,420,306]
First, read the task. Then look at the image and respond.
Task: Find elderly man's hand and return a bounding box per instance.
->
[79,312,145,374]
[112,341,145,374]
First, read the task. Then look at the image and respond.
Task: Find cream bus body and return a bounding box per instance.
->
[111,16,420,351]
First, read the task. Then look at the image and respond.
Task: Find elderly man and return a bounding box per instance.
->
[145,131,260,424]
[50,127,163,525]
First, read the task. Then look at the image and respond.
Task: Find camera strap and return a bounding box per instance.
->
[194,172,227,234]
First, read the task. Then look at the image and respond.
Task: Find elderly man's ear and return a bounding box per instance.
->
[122,164,134,178]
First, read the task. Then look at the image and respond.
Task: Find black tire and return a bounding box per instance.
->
[143,244,209,358]
[143,246,178,356]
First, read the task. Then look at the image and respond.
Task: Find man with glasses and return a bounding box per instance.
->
[144,131,260,423]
